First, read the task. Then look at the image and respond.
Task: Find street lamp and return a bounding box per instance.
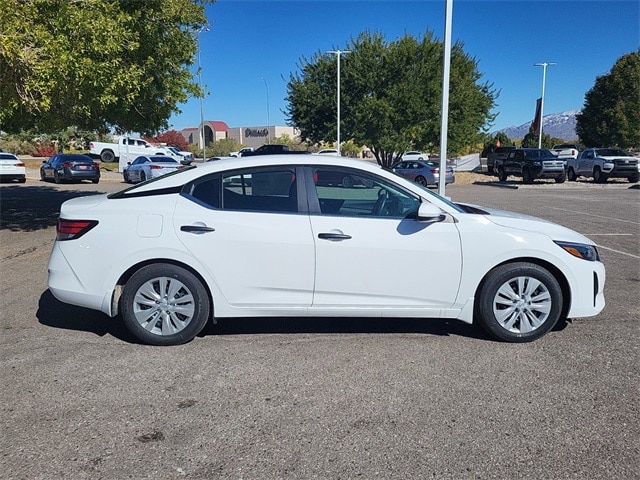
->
[534,62,556,149]
[197,24,210,160]
[261,77,270,144]
[326,49,350,156]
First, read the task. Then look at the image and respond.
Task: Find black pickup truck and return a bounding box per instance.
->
[496,148,566,184]
[241,144,310,156]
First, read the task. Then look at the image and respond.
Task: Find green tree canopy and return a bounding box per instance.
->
[285,31,497,167]
[576,49,640,148]
[0,0,212,135]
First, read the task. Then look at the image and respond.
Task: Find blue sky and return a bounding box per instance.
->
[169,0,640,133]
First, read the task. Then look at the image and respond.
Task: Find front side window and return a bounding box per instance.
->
[311,167,420,219]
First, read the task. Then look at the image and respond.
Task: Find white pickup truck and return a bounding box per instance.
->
[551,144,580,159]
[89,137,173,163]
[566,147,639,183]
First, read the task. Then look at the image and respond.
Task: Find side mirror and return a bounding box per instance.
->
[127,162,132,165]
[417,202,445,223]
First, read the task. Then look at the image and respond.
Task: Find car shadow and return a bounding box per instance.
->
[0,184,105,232]
[38,288,572,344]
[37,289,495,343]
[37,290,137,343]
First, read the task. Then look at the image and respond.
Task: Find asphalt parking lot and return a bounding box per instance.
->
[1,175,638,479]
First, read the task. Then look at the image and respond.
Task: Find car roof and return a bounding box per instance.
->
[0,153,19,159]
[120,155,387,193]
[56,154,94,161]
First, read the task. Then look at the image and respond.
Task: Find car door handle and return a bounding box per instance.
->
[318,232,352,241]
[180,225,215,233]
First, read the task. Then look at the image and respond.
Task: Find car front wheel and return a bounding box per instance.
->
[477,262,563,342]
[567,167,577,181]
[120,264,211,346]
[593,167,607,183]
[497,166,507,182]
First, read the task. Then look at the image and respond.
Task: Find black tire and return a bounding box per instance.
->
[341,175,353,188]
[629,173,639,183]
[477,262,563,343]
[120,264,211,346]
[92,178,99,184]
[555,173,566,183]
[54,171,62,184]
[415,176,428,186]
[593,167,607,183]
[497,166,507,182]
[140,171,147,182]
[487,165,494,174]
[40,170,46,182]
[567,167,577,181]
[101,150,116,163]
[19,177,26,183]
[522,167,534,184]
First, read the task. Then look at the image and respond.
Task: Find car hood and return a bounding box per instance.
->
[458,203,596,245]
[597,155,638,161]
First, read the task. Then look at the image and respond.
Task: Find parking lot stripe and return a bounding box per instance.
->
[597,245,640,259]
[547,206,640,225]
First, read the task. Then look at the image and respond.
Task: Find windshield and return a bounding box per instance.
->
[596,148,631,157]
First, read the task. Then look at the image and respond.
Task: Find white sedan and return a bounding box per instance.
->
[0,153,26,183]
[122,155,184,183]
[48,155,605,346]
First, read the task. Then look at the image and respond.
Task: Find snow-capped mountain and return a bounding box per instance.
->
[495,110,580,141]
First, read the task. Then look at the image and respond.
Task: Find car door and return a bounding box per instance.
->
[174,166,315,308]
[306,166,462,309]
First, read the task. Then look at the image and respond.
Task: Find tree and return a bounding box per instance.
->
[522,128,553,149]
[0,0,213,135]
[576,49,640,148]
[285,31,496,167]
[145,130,190,151]
[481,132,514,157]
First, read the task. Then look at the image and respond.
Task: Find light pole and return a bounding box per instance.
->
[326,49,350,156]
[438,0,453,196]
[261,77,270,144]
[534,62,556,149]
[197,24,209,160]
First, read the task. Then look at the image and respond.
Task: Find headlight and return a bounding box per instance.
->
[554,241,600,261]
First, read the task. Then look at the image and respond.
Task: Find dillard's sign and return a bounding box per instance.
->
[245,128,269,138]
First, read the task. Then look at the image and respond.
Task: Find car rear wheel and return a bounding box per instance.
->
[629,173,639,183]
[477,262,562,343]
[54,171,62,184]
[415,176,428,186]
[120,264,211,346]
[101,150,116,163]
[567,167,577,181]
[497,166,507,182]
[140,171,147,182]
[92,178,99,184]
[341,176,353,188]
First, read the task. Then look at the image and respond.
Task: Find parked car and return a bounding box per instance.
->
[48,155,605,346]
[399,151,429,161]
[89,136,176,163]
[551,144,580,160]
[317,149,339,156]
[486,146,516,174]
[391,159,455,187]
[229,147,254,157]
[566,148,639,183]
[40,154,100,184]
[242,144,310,156]
[165,146,194,164]
[0,153,26,183]
[123,155,184,183]
[496,148,566,184]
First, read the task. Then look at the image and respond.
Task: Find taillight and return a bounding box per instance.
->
[92,163,100,168]
[61,162,73,168]
[16,162,25,167]
[150,165,163,169]
[56,219,98,241]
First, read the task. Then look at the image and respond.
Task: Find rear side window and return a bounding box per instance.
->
[222,168,298,213]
